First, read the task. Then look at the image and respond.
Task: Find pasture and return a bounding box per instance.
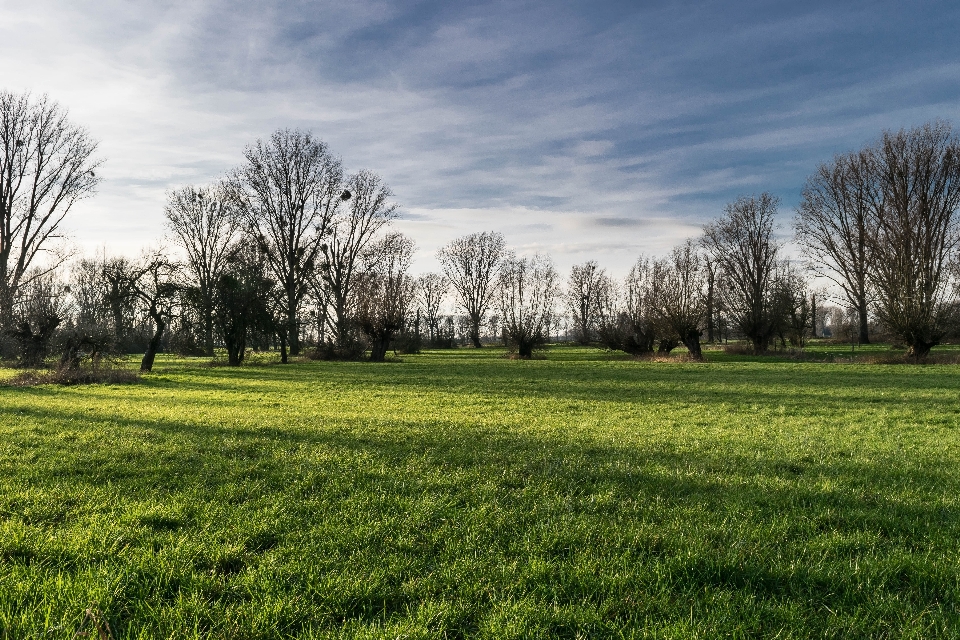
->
[1,346,959,638]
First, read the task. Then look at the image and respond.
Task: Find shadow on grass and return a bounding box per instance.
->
[2,354,960,635]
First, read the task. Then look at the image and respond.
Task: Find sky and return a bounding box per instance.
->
[2,0,960,276]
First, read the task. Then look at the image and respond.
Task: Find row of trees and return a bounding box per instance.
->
[2,88,959,366]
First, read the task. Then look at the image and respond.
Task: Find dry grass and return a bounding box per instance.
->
[5,365,139,387]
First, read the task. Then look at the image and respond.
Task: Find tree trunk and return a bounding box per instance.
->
[516,339,534,359]
[681,330,703,360]
[226,332,245,366]
[203,304,215,357]
[279,332,288,364]
[907,339,936,360]
[287,309,300,356]
[706,272,715,343]
[140,315,166,372]
[752,336,767,355]
[658,338,677,355]
[369,334,391,362]
[857,297,870,344]
[810,293,817,339]
[112,304,125,350]
[469,314,483,348]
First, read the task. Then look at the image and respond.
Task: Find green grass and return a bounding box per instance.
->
[2,347,960,638]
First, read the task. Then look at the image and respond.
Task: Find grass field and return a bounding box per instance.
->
[2,346,960,638]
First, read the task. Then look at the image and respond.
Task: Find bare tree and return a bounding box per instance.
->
[867,122,960,358]
[354,232,416,362]
[650,241,707,359]
[622,258,658,354]
[214,242,275,366]
[438,231,505,348]
[498,252,559,358]
[565,260,606,344]
[771,264,812,349]
[71,255,111,331]
[231,129,343,356]
[8,269,69,366]
[164,183,240,356]
[0,91,101,324]
[703,193,783,354]
[796,149,875,344]
[101,256,138,350]
[316,170,397,351]
[416,272,447,344]
[108,253,181,372]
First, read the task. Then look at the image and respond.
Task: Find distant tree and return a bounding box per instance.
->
[60,256,115,367]
[316,170,397,351]
[771,264,812,349]
[71,256,111,333]
[621,258,658,354]
[796,149,875,344]
[230,129,343,356]
[7,270,68,366]
[594,258,658,355]
[438,232,505,348]
[498,252,559,358]
[164,184,240,356]
[0,91,101,326]
[703,193,783,354]
[416,272,447,344]
[214,242,275,366]
[102,257,138,351]
[593,271,623,351]
[109,253,181,372]
[565,260,606,345]
[867,122,960,358]
[650,241,707,359]
[354,233,416,362]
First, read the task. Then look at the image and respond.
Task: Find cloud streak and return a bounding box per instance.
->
[2,0,959,275]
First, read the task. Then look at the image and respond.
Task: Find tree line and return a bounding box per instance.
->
[3,89,960,371]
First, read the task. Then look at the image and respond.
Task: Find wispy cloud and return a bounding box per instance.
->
[2,0,959,275]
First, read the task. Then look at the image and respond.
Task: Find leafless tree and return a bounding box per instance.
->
[230,129,343,356]
[867,122,960,358]
[565,260,606,344]
[498,252,559,358]
[650,241,707,359]
[7,269,69,366]
[107,252,181,372]
[164,183,240,356]
[416,272,447,344]
[796,149,875,344]
[354,232,416,361]
[593,271,623,350]
[70,255,111,331]
[771,263,812,349]
[101,256,138,350]
[594,257,658,355]
[213,242,276,366]
[0,91,101,324]
[438,231,505,348]
[702,193,783,354]
[316,170,398,350]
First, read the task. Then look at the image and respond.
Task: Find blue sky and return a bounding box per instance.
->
[2,0,959,275]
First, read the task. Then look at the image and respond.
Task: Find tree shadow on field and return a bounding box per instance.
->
[2,384,960,636]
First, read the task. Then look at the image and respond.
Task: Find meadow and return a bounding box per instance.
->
[1,346,959,638]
